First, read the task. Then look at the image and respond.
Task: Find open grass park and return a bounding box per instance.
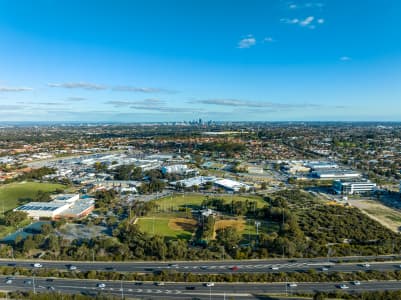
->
[136,193,278,241]
[0,181,65,214]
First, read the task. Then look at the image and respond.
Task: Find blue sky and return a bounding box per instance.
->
[0,0,400,122]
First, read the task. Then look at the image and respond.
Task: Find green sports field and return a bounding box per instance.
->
[0,181,65,214]
[153,193,267,212]
[136,217,196,240]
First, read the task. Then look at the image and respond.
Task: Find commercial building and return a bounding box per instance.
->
[15,202,69,219]
[312,169,361,180]
[214,178,250,192]
[161,164,188,174]
[305,161,339,170]
[161,164,198,176]
[14,193,94,220]
[333,179,377,195]
[170,176,217,188]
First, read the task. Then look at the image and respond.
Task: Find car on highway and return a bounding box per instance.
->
[105,266,115,271]
[361,263,370,268]
[287,283,298,288]
[5,279,13,284]
[97,283,106,289]
[69,265,77,271]
[48,286,55,291]
[321,267,329,271]
[33,263,43,268]
[134,282,143,285]
[231,266,239,271]
[205,282,215,287]
[168,263,179,267]
[398,264,401,269]
[186,286,196,290]
[24,280,32,285]
[46,278,54,282]
[200,266,208,270]
[7,263,16,267]
[155,282,165,286]
[339,284,349,289]
[353,281,361,285]
[271,266,280,270]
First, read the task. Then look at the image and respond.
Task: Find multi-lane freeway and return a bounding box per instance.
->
[2,276,401,299]
[1,256,401,274]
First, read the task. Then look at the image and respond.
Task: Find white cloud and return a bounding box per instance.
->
[305,2,324,8]
[289,4,297,9]
[282,15,324,29]
[263,37,275,43]
[67,97,86,101]
[281,18,299,24]
[112,86,176,93]
[192,99,325,111]
[340,56,352,61]
[237,35,256,48]
[0,86,33,92]
[299,16,315,26]
[48,82,107,90]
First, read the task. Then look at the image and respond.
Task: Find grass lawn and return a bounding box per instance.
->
[153,193,267,212]
[137,217,196,240]
[0,181,65,214]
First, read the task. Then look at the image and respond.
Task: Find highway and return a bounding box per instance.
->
[1,256,401,275]
[2,276,401,299]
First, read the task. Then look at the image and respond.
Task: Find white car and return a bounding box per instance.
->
[33,263,43,268]
[69,265,77,271]
[321,267,329,271]
[361,263,370,268]
[353,281,361,286]
[288,283,298,287]
[155,282,165,286]
[97,283,106,288]
[205,282,215,287]
[339,284,349,289]
[5,279,12,284]
[271,266,280,270]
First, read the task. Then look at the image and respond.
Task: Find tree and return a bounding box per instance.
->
[34,190,51,202]
[216,226,242,253]
[3,211,28,226]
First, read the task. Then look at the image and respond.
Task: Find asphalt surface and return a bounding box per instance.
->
[1,256,401,275]
[2,276,401,299]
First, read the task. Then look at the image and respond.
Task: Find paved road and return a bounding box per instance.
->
[1,256,401,275]
[1,276,401,299]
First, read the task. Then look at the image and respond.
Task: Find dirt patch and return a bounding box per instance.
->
[168,218,197,232]
[215,219,245,231]
[351,199,401,233]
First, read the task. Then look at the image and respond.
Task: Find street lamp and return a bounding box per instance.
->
[120,276,124,299]
[255,221,261,245]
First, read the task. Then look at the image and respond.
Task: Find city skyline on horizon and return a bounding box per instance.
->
[1,0,401,122]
